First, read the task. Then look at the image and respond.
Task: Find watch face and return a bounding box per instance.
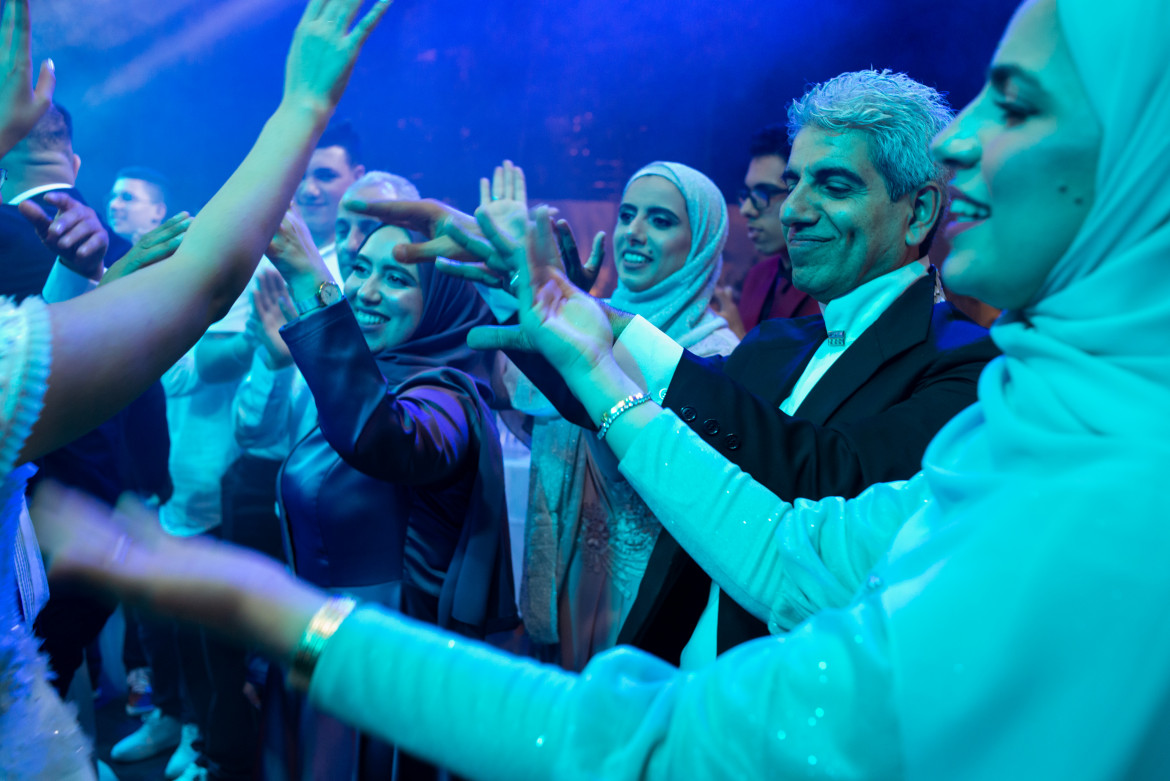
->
[319,282,343,306]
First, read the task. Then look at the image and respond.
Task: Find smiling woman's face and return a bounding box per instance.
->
[932,0,1101,311]
[343,226,425,353]
[613,175,694,293]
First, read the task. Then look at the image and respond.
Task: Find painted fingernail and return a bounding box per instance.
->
[46,58,55,73]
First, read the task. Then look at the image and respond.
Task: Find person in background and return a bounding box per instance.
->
[725,124,819,336]
[335,170,419,280]
[107,166,167,244]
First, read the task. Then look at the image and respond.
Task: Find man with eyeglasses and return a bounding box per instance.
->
[734,124,819,333]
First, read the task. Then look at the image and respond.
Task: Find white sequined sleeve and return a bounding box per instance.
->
[618,410,931,631]
[0,297,52,476]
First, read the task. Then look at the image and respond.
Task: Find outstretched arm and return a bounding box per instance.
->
[17,0,393,463]
[32,479,903,781]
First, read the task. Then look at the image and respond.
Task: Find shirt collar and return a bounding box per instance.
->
[822,262,926,347]
[6,182,72,206]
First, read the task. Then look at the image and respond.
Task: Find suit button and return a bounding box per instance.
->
[703,419,720,436]
[680,406,697,422]
[724,434,740,450]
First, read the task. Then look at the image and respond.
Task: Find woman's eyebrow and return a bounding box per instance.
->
[989,62,1043,94]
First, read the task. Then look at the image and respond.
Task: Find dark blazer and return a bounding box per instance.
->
[615,269,998,661]
[0,186,131,301]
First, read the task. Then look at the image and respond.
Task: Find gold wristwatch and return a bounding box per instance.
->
[293,280,344,317]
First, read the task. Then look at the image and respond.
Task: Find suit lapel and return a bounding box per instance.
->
[727,316,829,405]
[794,270,935,425]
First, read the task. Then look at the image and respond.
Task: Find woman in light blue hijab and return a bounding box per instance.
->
[515,162,739,669]
[35,0,1170,776]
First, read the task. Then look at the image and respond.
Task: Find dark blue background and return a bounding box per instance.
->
[34,0,1019,214]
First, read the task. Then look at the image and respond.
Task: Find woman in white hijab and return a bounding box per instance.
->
[36,0,1170,776]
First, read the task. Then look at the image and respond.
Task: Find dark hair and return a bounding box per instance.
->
[748,123,789,161]
[318,119,363,168]
[22,103,73,154]
[115,166,169,206]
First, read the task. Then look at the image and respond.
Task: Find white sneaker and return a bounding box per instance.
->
[110,708,181,762]
[174,761,207,781]
[164,723,200,779]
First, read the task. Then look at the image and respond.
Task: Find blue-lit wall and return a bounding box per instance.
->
[35,0,1019,215]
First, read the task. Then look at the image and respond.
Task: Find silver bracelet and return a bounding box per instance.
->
[597,392,652,441]
[287,596,358,693]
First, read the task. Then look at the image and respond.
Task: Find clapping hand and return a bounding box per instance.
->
[101,213,192,287]
[282,0,393,116]
[19,192,108,280]
[248,270,296,369]
[0,0,55,158]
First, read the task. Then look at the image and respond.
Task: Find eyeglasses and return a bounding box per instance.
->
[736,184,788,212]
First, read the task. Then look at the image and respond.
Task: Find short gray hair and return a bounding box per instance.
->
[346,170,421,202]
[787,69,953,201]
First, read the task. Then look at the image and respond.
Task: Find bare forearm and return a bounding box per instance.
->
[21,102,329,462]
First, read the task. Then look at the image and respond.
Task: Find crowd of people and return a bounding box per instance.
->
[2,0,1168,778]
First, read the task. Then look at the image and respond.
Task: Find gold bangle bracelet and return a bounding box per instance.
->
[287,596,358,693]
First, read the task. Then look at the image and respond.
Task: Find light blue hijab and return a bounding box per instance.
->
[886,0,1170,776]
[607,161,730,348]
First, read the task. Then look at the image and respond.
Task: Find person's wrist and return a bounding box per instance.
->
[262,343,294,370]
[603,304,635,339]
[566,354,642,424]
[285,268,335,304]
[274,97,333,133]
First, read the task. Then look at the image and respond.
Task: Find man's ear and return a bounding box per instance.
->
[905,181,942,250]
[352,163,366,180]
[72,153,82,178]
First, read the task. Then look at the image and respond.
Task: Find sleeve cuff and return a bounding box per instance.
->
[614,315,683,403]
[41,260,99,303]
[473,283,520,323]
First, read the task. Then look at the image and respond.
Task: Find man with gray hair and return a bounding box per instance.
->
[595,69,998,664]
[335,170,419,280]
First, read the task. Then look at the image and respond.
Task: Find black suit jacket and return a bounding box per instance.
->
[614,269,998,661]
[0,186,131,301]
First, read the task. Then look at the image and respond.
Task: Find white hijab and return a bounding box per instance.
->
[885,0,1170,776]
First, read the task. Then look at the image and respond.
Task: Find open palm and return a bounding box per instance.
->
[516,208,614,382]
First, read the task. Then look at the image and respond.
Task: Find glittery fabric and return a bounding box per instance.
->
[0,298,94,779]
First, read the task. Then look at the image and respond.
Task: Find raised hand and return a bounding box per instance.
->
[510,207,615,381]
[19,192,108,280]
[282,0,393,116]
[267,207,328,279]
[341,195,491,266]
[0,0,55,158]
[248,270,296,369]
[553,219,604,293]
[101,212,192,287]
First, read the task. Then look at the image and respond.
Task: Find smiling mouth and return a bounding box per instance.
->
[353,310,389,326]
[621,251,653,267]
